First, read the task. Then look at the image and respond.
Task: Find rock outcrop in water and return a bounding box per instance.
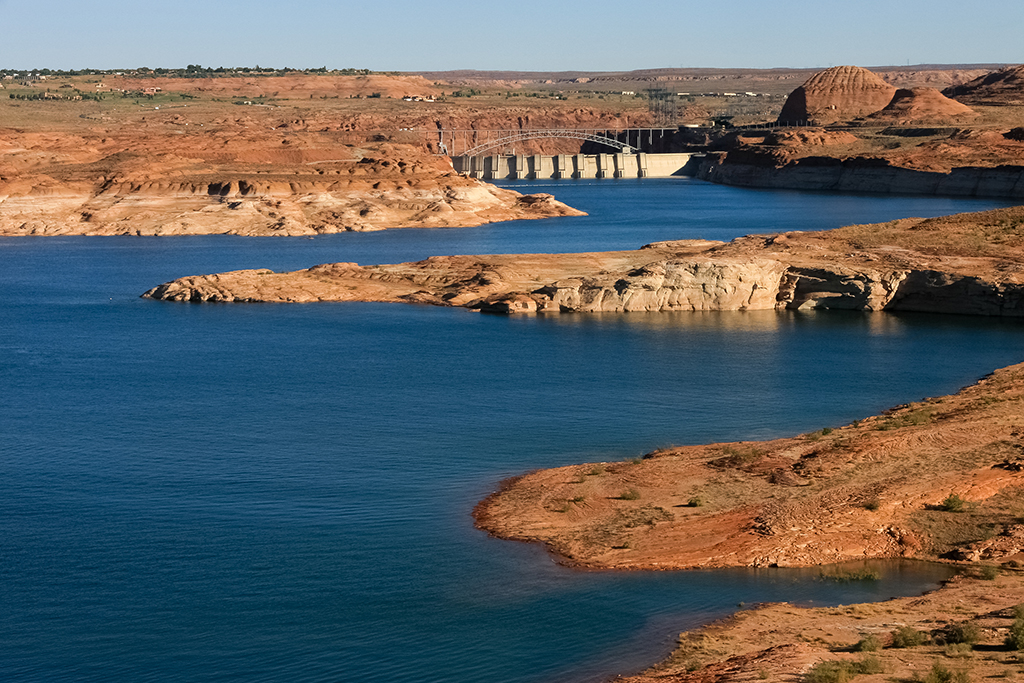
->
[144,206,1024,317]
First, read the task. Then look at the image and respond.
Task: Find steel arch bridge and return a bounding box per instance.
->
[460,130,635,156]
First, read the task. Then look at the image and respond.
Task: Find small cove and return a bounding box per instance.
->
[1,179,1021,682]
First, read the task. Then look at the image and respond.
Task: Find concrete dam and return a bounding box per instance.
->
[451,152,700,180]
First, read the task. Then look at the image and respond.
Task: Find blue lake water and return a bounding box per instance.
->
[1,179,1022,682]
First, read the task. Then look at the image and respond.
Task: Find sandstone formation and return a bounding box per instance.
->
[477,346,1024,683]
[0,131,583,236]
[777,66,897,125]
[698,152,1024,196]
[476,360,1024,569]
[866,87,977,123]
[944,64,1024,105]
[0,166,580,236]
[764,128,859,147]
[145,205,1024,317]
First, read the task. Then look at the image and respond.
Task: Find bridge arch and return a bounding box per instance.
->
[461,130,635,156]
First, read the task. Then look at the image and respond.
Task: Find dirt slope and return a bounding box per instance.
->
[866,87,977,123]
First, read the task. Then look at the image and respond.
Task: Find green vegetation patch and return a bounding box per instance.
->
[710,444,764,468]
[819,568,881,583]
[891,625,929,648]
[805,656,883,683]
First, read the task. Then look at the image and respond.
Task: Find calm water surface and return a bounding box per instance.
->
[1,180,1021,682]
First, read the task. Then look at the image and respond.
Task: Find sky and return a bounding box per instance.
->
[0,0,1020,72]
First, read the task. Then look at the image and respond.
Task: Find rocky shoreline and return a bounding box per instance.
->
[144,205,1024,318]
[0,146,583,236]
[697,152,1024,200]
[483,360,1024,683]
[614,569,1024,683]
[474,361,1024,569]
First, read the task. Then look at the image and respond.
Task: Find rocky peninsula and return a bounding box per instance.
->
[144,205,1024,317]
[0,133,581,236]
[478,356,1024,683]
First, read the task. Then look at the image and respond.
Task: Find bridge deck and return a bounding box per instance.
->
[432,127,679,156]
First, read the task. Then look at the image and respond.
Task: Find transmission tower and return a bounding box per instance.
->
[646,88,678,126]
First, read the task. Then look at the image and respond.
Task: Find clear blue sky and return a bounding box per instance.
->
[0,0,1019,72]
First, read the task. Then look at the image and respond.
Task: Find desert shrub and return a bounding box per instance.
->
[920,660,970,683]
[712,445,763,468]
[619,488,641,501]
[856,656,883,674]
[1005,612,1024,650]
[805,660,854,683]
[978,565,999,580]
[939,494,967,512]
[939,621,980,646]
[805,657,883,683]
[687,496,704,507]
[854,634,882,652]
[891,625,928,648]
[944,643,972,658]
[863,498,881,511]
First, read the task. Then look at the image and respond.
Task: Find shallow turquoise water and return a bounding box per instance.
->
[1,180,1019,682]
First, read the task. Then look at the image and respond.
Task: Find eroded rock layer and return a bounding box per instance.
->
[0,142,582,235]
[866,87,977,123]
[777,65,897,125]
[476,360,1024,569]
[144,206,1024,318]
[944,64,1024,105]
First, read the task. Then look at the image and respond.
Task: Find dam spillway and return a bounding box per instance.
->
[451,152,700,180]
